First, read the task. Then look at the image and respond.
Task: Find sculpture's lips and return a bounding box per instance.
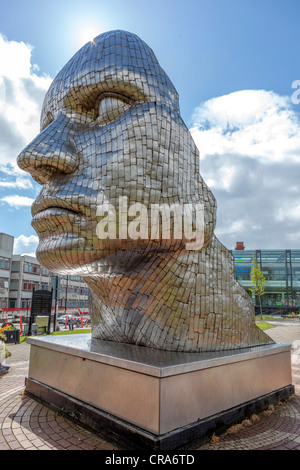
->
[31,198,81,217]
[31,198,85,235]
[32,207,80,218]
[31,207,83,233]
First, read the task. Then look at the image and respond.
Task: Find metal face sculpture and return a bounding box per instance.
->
[17,30,273,352]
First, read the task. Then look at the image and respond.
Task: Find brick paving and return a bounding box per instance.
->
[0,342,121,450]
[0,322,299,451]
[199,321,300,451]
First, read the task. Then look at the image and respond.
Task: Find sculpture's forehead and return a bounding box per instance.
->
[41,30,179,127]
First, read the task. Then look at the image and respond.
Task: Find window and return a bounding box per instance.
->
[22,281,39,291]
[233,249,300,307]
[11,261,20,272]
[0,257,10,270]
[70,275,81,281]
[24,263,41,275]
[9,279,18,290]
[0,278,9,289]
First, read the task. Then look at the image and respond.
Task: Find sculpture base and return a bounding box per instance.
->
[25,335,294,450]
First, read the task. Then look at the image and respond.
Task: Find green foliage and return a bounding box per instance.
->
[249,256,266,319]
[249,256,266,298]
[51,329,92,336]
[0,333,12,361]
[0,333,6,342]
[255,321,275,331]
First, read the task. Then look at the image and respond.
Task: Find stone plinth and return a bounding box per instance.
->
[25,334,294,449]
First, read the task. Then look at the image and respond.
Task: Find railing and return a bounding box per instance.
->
[1,313,91,335]
[254,306,299,316]
[0,306,89,318]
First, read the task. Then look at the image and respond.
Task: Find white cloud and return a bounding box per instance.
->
[13,234,38,256]
[276,203,300,222]
[190,89,300,249]
[0,176,33,189]
[191,89,300,165]
[0,34,52,170]
[1,194,34,207]
[0,36,32,78]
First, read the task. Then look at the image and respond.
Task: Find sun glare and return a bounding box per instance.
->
[78,26,102,47]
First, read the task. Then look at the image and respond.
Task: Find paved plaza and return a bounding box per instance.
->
[0,321,299,451]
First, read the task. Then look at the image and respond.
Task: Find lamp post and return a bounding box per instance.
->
[64,275,69,316]
[51,275,60,332]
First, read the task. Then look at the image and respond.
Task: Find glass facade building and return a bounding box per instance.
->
[231,249,300,308]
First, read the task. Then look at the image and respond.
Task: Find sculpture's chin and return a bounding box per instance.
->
[35,235,102,274]
[35,234,182,276]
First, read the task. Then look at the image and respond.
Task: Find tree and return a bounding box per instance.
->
[249,256,266,320]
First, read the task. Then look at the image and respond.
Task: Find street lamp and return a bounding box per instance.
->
[64,275,69,316]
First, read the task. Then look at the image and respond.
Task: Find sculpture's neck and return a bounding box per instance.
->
[83,250,197,347]
[84,250,190,306]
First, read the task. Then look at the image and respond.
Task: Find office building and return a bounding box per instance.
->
[232,242,300,308]
[9,254,89,311]
[0,233,14,309]
[0,233,89,312]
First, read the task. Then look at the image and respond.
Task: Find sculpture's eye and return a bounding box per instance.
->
[97,95,132,124]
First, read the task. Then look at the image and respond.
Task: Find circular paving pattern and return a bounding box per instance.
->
[0,323,299,451]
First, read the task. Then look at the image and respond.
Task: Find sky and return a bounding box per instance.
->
[0,0,300,255]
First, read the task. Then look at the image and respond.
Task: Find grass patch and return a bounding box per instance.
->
[19,335,28,343]
[51,329,91,336]
[20,323,273,342]
[19,328,91,342]
[256,321,275,331]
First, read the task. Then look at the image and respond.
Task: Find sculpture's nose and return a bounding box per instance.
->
[17,112,79,185]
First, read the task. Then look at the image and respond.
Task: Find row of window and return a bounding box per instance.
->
[56,274,85,282]
[60,287,89,295]
[8,299,90,309]
[8,280,89,294]
[233,250,300,307]
[6,261,86,284]
[11,261,51,276]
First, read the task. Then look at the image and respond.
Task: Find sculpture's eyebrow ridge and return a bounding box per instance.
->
[40,76,151,130]
[64,79,148,112]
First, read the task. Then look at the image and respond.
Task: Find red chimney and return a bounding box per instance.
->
[235,242,245,250]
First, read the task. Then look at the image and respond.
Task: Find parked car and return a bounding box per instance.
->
[57,314,89,327]
[57,315,79,325]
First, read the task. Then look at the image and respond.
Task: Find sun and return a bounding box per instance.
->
[78,26,101,47]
